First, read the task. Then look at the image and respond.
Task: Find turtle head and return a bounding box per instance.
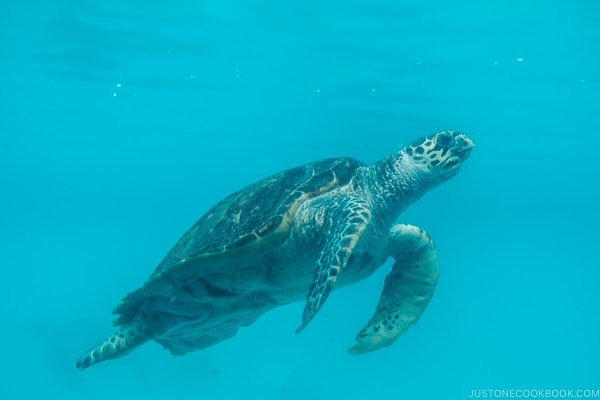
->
[403,130,474,184]
[369,130,474,218]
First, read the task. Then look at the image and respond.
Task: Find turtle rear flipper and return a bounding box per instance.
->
[349,224,439,354]
[76,315,162,370]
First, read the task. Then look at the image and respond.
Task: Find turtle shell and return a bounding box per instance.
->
[113,157,364,325]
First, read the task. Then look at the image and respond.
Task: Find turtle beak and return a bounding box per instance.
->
[455,134,475,160]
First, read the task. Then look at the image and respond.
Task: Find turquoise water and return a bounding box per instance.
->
[1,0,599,398]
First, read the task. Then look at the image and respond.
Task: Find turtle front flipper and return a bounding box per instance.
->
[349,224,439,354]
[76,316,159,370]
[296,196,371,333]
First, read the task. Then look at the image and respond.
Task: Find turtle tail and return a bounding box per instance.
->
[76,320,153,370]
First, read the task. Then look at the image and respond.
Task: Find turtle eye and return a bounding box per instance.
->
[436,132,453,147]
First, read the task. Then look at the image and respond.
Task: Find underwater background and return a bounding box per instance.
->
[1,0,598,399]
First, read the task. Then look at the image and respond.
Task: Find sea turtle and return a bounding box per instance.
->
[76,130,474,370]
